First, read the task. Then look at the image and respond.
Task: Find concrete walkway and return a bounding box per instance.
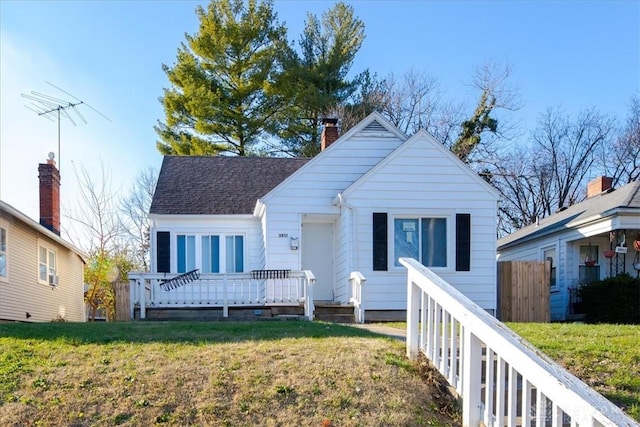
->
[351,323,406,341]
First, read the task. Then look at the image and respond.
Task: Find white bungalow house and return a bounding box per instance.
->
[133,112,499,321]
[497,177,640,321]
[0,156,86,322]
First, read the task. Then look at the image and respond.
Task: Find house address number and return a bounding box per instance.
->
[278,233,289,238]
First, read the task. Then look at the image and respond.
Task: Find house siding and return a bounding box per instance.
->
[262,126,498,312]
[0,212,85,322]
[261,124,406,275]
[343,136,498,312]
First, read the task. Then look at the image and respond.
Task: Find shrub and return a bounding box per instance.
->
[579,274,640,324]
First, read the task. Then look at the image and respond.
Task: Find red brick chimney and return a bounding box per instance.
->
[587,176,613,198]
[38,153,61,235]
[321,118,339,151]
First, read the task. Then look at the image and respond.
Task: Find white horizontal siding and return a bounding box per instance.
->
[262,211,301,270]
[262,132,404,210]
[342,132,498,312]
[333,208,350,301]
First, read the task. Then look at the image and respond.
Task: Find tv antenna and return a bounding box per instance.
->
[21,81,111,172]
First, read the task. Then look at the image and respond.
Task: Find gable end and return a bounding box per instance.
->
[355,119,398,138]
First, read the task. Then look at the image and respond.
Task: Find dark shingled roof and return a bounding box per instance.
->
[150,156,310,215]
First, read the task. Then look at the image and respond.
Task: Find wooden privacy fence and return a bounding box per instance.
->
[114,281,130,322]
[498,261,550,322]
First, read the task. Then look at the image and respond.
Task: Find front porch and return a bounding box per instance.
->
[127,270,368,323]
[566,229,640,320]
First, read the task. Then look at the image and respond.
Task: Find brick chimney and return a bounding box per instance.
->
[38,153,61,235]
[320,118,339,151]
[587,176,613,198]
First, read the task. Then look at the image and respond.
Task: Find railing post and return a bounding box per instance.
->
[139,279,146,320]
[223,274,229,318]
[406,278,420,360]
[349,272,366,324]
[303,270,315,320]
[462,327,482,427]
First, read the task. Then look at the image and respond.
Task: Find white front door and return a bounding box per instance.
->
[301,222,334,301]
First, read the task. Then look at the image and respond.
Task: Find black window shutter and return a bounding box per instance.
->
[157,231,171,273]
[456,214,471,271]
[372,213,388,271]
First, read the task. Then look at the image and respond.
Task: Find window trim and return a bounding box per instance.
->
[392,214,452,271]
[541,245,558,291]
[171,232,246,274]
[0,222,8,282]
[37,241,57,286]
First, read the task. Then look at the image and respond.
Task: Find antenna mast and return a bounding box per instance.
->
[21,82,111,172]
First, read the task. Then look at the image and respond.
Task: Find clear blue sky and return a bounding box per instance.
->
[1,0,638,236]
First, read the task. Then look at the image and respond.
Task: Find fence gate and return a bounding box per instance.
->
[498,261,550,322]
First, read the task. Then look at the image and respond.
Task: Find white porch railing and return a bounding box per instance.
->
[129,270,316,320]
[349,271,366,323]
[401,257,637,427]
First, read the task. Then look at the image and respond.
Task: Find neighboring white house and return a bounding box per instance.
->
[146,112,500,320]
[497,177,640,321]
[0,157,86,322]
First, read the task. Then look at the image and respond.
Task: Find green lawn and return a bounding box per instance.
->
[0,321,459,426]
[508,323,640,422]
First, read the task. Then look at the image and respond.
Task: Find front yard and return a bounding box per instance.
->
[0,321,459,426]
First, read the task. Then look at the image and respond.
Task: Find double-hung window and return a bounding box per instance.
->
[0,225,7,280]
[175,233,244,274]
[224,235,244,273]
[38,244,57,285]
[177,235,197,273]
[394,217,447,268]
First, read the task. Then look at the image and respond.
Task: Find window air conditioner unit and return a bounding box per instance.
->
[48,274,59,286]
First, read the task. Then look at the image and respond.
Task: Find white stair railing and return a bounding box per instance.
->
[349,271,367,323]
[401,257,637,427]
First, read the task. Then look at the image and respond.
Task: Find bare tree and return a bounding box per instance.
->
[66,164,126,254]
[120,167,157,272]
[533,107,615,213]
[491,149,556,236]
[65,163,134,321]
[601,94,640,185]
[490,107,616,236]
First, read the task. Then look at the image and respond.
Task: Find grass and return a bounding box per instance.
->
[0,321,460,426]
[381,321,640,422]
[508,323,640,422]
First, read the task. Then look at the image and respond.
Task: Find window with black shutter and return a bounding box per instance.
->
[455,213,471,271]
[372,213,388,271]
